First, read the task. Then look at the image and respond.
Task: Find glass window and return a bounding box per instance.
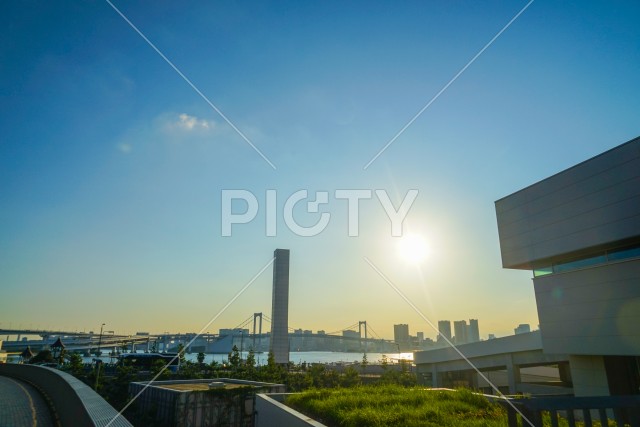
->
[553,254,606,273]
[533,266,553,277]
[607,245,640,262]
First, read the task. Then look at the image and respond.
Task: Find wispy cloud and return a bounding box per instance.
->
[117,143,132,153]
[159,112,215,134]
[174,113,213,132]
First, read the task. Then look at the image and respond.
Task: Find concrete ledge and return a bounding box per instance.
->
[255,393,327,427]
[0,364,132,427]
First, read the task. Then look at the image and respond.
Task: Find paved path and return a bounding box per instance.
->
[0,375,55,427]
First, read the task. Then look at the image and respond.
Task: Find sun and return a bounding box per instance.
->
[396,233,430,264]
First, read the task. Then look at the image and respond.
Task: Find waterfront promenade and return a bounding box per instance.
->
[0,374,55,427]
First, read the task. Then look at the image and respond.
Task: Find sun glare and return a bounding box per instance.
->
[397,234,430,263]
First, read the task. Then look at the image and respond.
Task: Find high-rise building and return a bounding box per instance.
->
[514,324,531,335]
[437,320,452,343]
[270,249,290,364]
[467,319,480,343]
[453,320,468,344]
[417,332,424,342]
[393,324,409,344]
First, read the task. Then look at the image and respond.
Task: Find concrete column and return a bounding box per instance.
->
[558,362,573,386]
[431,365,440,387]
[569,355,610,396]
[506,354,521,394]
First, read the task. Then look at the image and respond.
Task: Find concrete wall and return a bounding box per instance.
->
[255,394,326,427]
[0,363,132,426]
[534,260,640,355]
[569,355,610,396]
[495,136,640,269]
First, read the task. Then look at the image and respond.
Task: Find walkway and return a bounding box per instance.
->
[0,375,55,427]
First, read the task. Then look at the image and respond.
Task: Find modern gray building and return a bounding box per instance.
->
[467,319,480,343]
[437,320,452,343]
[270,249,290,364]
[454,320,468,345]
[495,135,640,396]
[394,324,410,345]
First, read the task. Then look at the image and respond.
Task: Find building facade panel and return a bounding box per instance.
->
[496,139,640,218]
[499,196,640,260]
[497,157,640,228]
[496,137,640,269]
[533,260,640,356]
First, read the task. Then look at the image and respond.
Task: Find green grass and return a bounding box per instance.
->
[285,386,508,427]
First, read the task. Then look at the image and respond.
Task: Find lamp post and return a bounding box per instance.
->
[97,323,105,357]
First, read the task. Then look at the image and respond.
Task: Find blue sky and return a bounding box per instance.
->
[1,1,639,339]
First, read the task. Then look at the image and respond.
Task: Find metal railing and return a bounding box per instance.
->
[500,395,640,427]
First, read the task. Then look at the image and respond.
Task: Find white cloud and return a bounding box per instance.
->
[175,113,213,131]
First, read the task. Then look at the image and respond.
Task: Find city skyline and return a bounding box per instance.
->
[1,2,639,340]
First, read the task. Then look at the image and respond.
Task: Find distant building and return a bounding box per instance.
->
[342,330,360,339]
[437,320,452,343]
[467,319,480,343]
[495,135,640,396]
[270,249,290,364]
[219,328,249,336]
[488,334,496,340]
[514,324,531,335]
[417,332,424,342]
[393,324,410,344]
[453,320,468,345]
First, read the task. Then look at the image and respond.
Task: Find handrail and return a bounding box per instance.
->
[499,395,640,427]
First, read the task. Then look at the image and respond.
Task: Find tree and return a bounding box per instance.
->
[243,349,257,379]
[341,366,361,387]
[66,353,84,376]
[245,349,256,369]
[228,345,241,371]
[30,350,54,364]
[381,355,389,370]
[209,360,221,377]
[260,351,285,383]
[176,343,186,365]
[361,353,368,373]
[322,368,341,388]
[151,359,171,380]
[197,352,205,364]
[57,349,67,365]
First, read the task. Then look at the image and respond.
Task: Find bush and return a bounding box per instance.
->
[286,386,507,427]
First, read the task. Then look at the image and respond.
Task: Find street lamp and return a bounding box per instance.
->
[97,323,105,357]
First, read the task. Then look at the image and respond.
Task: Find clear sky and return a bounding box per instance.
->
[1,1,639,340]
